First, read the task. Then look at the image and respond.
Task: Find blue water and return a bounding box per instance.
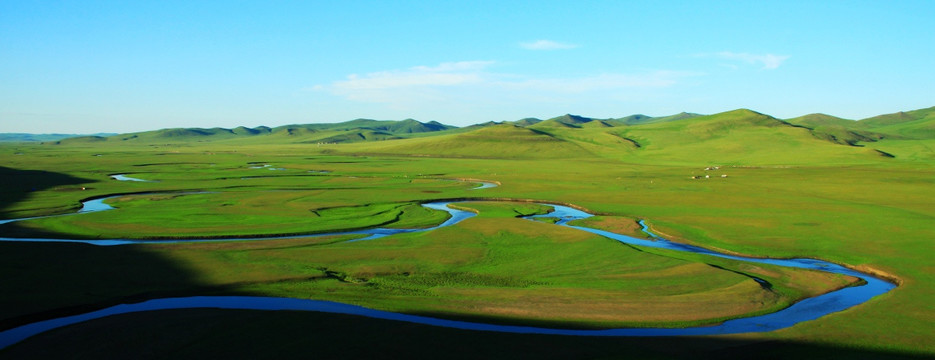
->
[0,198,896,348]
[110,174,152,182]
[471,181,498,190]
[79,198,115,213]
[0,197,114,226]
[525,205,895,333]
[0,197,475,246]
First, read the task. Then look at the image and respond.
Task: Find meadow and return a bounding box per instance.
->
[1,108,933,358]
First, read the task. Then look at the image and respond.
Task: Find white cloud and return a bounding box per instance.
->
[410,61,495,73]
[519,40,578,50]
[332,61,494,91]
[317,61,696,106]
[714,52,790,69]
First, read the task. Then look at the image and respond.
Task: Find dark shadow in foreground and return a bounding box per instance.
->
[3,309,932,360]
[0,166,91,218]
[0,167,254,339]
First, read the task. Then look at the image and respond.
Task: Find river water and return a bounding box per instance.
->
[0,197,896,348]
[110,174,152,182]
[471,181,498,190]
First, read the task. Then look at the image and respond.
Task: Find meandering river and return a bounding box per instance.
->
[0,195,896,348]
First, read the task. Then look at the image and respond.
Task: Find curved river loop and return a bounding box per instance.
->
[0,188,896,348]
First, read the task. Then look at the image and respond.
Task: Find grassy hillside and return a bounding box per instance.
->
[511,117,543,126]
[319,109,911,164]
[596,109,893,165]
[132,127,271,140]
[0,133,116,142]
[859,106,935,139]
[307,130,400,144]
[341,124,591,158]
[650,112,703,123]
[786,114,889,146]
[529,114,610,129]
[62,119,455,145]
[607,114,652,125]
[272,118,454,134]
[786,113,858,128]
[606,112,701,126]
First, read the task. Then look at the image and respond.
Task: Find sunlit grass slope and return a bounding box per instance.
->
[339,124,592,158]
[786,113,857,128]
[314,108,909,165]
[528,114,609,129]
[859,106,935,139]
[605,109,893,165]
[785,113,888,146]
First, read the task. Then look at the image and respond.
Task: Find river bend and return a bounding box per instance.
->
[0,196,896,348]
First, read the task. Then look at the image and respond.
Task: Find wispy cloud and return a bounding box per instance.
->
[316,61,696,106]
[712,52,791,70]
[331,61,494,91]
[520,40,578,50]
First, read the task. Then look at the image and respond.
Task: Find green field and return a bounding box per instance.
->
[1,108,934,358]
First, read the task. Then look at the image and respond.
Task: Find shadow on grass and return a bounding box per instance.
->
[0,167,255,340]
[0,242,255,331]
[3,309,932,360]
[0,166,92,218]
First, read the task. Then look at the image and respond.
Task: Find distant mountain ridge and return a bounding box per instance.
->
[6,106,933,146]
[531,114,607,128]
[52,118,457,144]
[329,107,922,162]
[0,133,117,142]
[273,118,453,133]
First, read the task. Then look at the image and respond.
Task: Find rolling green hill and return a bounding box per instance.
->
[232,126,272,136]
[603,109,894,164]
[511,117,543,127]
[606,112,701,126]
[786,113,858,128]
[785,114,888,146]
[56,119,455,145]
[273,118,454,134]
[105,126,273,142]
[858,106,935,139]
[33,106,935,163]
[311,130,401,144]
[529,114,607,129]
[324,108,908,164]
[649,112,703,124]
[607,114,652,125]
[0,133,116,142]
[342,123,591,158]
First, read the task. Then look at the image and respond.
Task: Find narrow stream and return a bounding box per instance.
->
[0,197,896,348]
[0,197,474,246]
[110,174,153,182]
[471,181,498,190]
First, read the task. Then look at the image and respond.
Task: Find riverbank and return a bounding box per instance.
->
[0,201,893,349]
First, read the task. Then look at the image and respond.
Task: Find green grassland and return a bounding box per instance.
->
[1,107,934,358]
[0,201,855,337]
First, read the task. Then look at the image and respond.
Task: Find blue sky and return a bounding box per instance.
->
[2,1,933,133]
